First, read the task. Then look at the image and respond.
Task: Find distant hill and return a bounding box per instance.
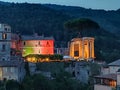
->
[44,4,120,37]
[0,2,120,62]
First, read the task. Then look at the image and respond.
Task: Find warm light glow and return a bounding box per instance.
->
[69,37,95,61]
[45,58,49,62]
[26,57,37,62]
[109,80,116,88]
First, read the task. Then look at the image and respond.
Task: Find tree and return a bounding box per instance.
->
[64,18,100,37]
[6,80,20,90]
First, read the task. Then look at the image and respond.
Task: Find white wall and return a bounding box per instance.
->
[94,84,113,90]
[2,67,18,81]
[101,67,109,75]
[109,66,120,74]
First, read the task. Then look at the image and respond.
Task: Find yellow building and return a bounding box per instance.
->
[69,37,95,61]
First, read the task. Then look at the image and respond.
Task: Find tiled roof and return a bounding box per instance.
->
[22,35,54,40]
[0,57,24,67]
[94,74,117,80]
[108,59,120,66]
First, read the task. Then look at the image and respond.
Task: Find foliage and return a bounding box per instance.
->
[36,62,64,72]
[64,18,100,31]
[22,71,88,90]
[6,80,20,90]
[24,62,30,76]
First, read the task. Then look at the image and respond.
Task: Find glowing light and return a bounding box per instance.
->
[45,58,49,62]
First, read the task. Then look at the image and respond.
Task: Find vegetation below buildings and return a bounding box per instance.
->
[0,72,90,90]
[22,72,90,90]
[0,2,120,62]
[36,62,64,72]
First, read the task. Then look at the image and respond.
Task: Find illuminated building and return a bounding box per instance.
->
[21,34,54,57]
[69,37,95,61]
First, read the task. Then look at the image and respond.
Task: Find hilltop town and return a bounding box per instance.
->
[0,2,120,90]
[0,22,120,90]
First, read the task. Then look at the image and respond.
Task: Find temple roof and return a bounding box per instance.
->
[71,37,94,42]
[0,57,24,67]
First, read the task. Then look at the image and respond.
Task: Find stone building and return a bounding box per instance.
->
[94,59,120,90]
[0,24,25,82]
[65,61,90,84]
[69,37,95,61]
[0,57,25,82]
[0,24,11,61]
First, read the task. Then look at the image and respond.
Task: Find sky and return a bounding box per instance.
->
[1,0,120,10]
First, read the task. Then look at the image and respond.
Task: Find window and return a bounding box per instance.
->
[2,33,7,40]
[74,51,79,57]
[11,68,14,72]
[77,71,80,75]
[4,28,7,31]
[46,41,50,47]
[4,67,8,72]
[38,41,40,45]
[39,50,40,53]
[23,42,26,46]
[74,44,79,57]
[2,44,6,51]
[2,58,5,61]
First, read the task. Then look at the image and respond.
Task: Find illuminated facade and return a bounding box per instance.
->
[69,37,95,60]
[21,35,54,57]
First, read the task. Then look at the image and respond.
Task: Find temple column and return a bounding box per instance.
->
[70,42,74,58]
[89,41,92,58]
[92,40,94,58]
[87,40,90,59]
[79,40,82,58]
[82,40,84,59]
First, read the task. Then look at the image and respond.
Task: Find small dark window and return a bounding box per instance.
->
[77,71,80,75]
[72,71,75,77]
[4,28,7,31]
[23,42,26,46]
[74,51,79,56]
[2,44,6,51]
[2,58,5,61]
[38,41,40,45]
[39,50,40,53]
[46,41,50,47]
